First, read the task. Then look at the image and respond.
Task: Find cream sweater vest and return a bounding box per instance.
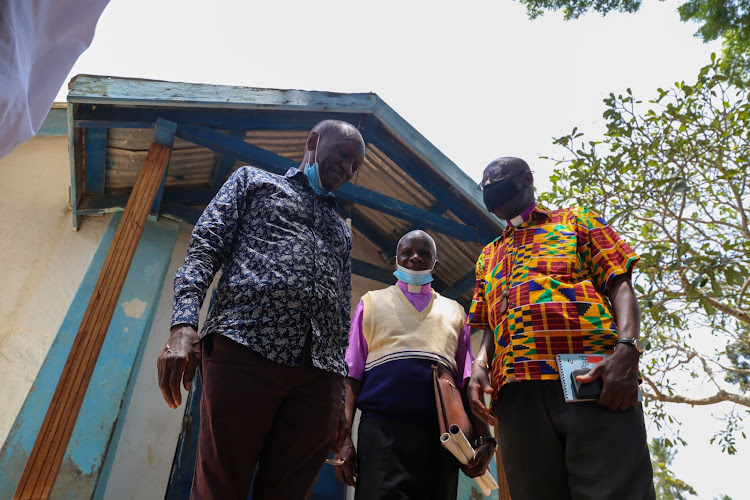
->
[362,285,465,372]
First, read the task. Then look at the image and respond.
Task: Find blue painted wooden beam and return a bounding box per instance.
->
[441,269,477,299]
[361,116,497,244]
[152,118,178,147]
[175,125,481,242]
[339,203,398,259]
[351,259,394,284]
[406,201,446,232]
[159,203,205,225]
[77,190,215,215]
[85,128,107,195]
[72,104,359,132]
[370,99,504,237]
[0,213,179,499]
[68,75,378,112]
[339,203,451,291]
[68,104,82,230]
[210,129,246,188]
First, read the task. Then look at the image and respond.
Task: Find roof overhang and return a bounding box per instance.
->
[64,75,505,305]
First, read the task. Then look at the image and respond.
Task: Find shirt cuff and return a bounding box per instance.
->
[171,299,201,330]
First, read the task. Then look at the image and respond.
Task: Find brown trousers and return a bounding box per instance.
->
[190,333,343,500]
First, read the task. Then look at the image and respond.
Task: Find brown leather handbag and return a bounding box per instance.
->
[432,364,475,441]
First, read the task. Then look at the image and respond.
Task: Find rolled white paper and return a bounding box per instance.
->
[448,425,500,494]
[483,470,499,490]
[473,473,492,496]
[440,433,469,465]
[449,425,476,462]
[440,432,492,496]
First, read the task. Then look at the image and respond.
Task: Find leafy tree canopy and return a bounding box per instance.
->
[539,58,750,450]
[650,438,697,499]
[518,0,750,85]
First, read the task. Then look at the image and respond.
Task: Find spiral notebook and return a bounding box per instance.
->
[556,353,643,403]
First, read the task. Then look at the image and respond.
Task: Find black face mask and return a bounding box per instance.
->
[482,174,524,213]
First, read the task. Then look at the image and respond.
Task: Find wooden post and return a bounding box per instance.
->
[495,422,512,500]
[13,119,177,500]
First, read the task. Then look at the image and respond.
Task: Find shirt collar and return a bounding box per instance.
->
[503,203,551,234]
[285,167,337,206]
[396,280,432,295]
[506,203,537,227]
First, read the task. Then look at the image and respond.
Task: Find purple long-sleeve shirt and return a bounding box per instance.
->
[345,281,474,400]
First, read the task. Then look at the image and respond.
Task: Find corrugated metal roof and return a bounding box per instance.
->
[67,75,505,306]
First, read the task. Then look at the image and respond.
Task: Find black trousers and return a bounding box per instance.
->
[355,416,459,500]
[496,381,655,500]
[191,334,343,500]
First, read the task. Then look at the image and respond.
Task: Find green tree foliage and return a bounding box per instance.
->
[650,438,697,499]
[539,58,750,448]
[518,0,750,85]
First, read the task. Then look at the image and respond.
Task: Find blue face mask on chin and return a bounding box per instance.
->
[393,264,434,286]
[304,162,333,196]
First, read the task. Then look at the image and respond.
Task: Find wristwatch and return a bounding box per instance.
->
[472,358,490,371]
[475,435,498,451]
[471,358,490,371]
[615,338,645,354]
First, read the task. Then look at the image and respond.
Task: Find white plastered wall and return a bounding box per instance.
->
[0,136,111,446]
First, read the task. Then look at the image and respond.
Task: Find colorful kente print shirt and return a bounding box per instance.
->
[172,166,352,376]
[468,204,639,395]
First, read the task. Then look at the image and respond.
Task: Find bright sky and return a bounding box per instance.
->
[57,0,745,497]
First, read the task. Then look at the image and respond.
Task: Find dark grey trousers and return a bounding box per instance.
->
[355,416,459,500]
[496,381,655,500]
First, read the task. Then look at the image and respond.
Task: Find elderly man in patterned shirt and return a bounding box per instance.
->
[156,120,365,499]
[467,157,655,500]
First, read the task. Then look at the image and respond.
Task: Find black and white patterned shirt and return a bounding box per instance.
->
[171,166,352,376]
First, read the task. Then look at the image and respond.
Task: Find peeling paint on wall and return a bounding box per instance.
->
[120,298,147,319]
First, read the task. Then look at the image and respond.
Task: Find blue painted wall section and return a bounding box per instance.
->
[37,108,69,136]
[457,459,501,500]
[0,213,179,499]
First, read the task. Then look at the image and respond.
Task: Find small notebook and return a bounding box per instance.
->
[556,353,643,403]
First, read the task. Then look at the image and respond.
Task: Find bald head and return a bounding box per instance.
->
[397,230,436,256]
[483,157,531,182]
[303,120,366,192]
[312,120,364,144]
[395,230,438,272]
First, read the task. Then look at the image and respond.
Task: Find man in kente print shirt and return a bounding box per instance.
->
[467,157,655,500]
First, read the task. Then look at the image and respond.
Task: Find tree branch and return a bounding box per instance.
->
[642,374,750,407]
[700,294,750,324]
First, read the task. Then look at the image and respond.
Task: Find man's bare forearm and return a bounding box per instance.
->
[606,274,641,341]
[344,377,361,432]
